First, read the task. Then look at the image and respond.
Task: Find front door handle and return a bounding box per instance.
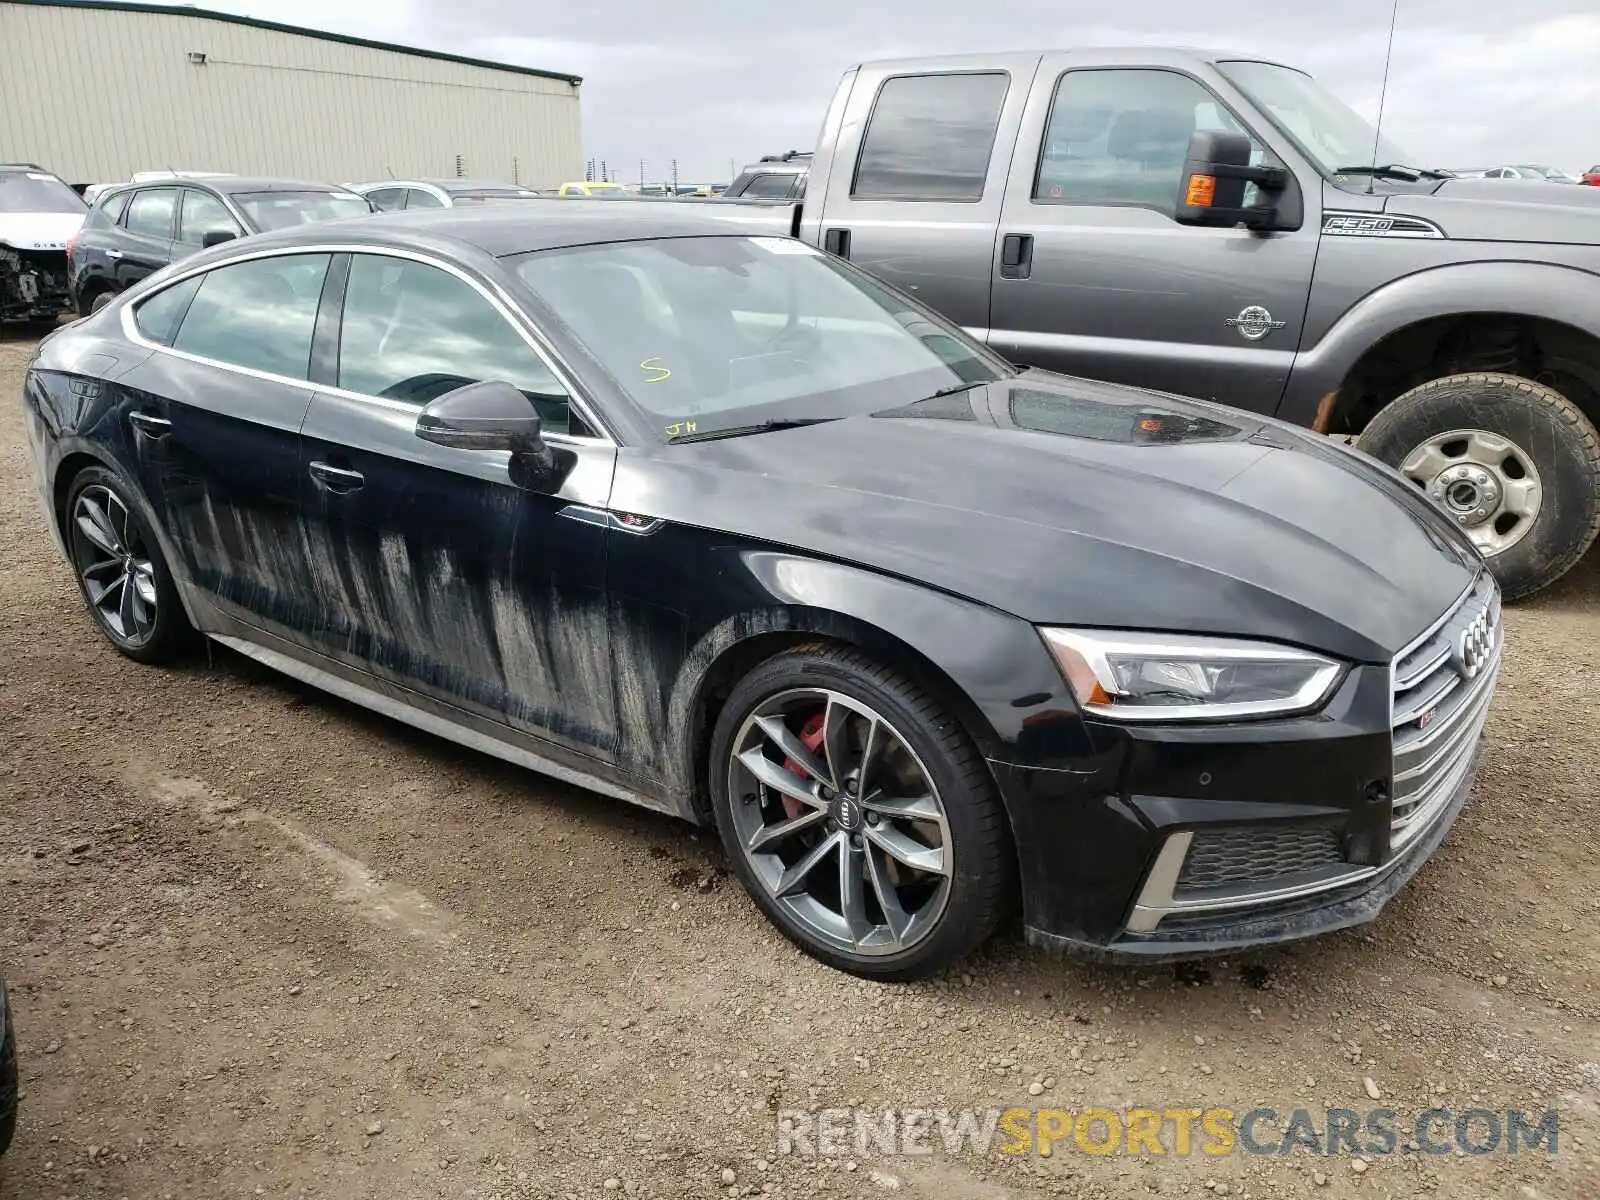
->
[1000,233,1034,279]
[128,411,171,438]
[308,461,364,493]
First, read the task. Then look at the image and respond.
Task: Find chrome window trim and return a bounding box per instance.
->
[119,240,618,448]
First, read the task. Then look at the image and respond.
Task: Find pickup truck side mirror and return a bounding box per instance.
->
[1173,131,1298,232]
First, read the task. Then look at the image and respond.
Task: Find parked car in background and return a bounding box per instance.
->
[21,207,1500,977]
[1478,165,1578,182]
[722,151,811,200]
[556,181,629,198]
[1,162,86,324]
[69,177,372,314]
[1580,165,1600,186]
[86,171,237,205]
[351,178,536,210]
[636,47,1600,600]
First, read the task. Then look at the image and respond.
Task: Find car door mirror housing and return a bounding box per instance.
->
[415,379,547,453]
[1173,131,1297,232]
[201,229,238,248]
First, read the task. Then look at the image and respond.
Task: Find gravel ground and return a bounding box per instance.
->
[1,330,1597,1200]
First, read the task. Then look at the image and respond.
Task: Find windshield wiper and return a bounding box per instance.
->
[667,417,839,444]
[1332,163,1450,182]
[925,380,990,401]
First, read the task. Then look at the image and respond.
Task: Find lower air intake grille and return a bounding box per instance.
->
[1175,825,1345,893]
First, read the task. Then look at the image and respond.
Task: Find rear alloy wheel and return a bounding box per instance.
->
[65,468,189,663]
[1357,373,1600,599]
[709,644,1013,979]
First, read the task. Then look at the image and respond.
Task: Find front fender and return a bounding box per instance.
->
[1279,260,1600,427]
[665,550,1095,805]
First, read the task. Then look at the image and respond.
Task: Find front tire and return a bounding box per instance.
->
[64,467,191,663]
[1356,373,1600,599]
[708,643,1015,980]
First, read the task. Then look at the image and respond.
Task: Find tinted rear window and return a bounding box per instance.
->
[852,72,1009,202]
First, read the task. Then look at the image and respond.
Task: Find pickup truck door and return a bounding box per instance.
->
[803,54,1038,335]
[988,55,1321,416]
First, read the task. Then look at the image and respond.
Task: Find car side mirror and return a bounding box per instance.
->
[201,229,237,248]
[415,379,546,452]
[1173,131,1296,232]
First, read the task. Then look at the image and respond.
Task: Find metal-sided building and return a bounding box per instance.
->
[0,0,583,189]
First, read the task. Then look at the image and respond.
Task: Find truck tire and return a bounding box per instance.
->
[1356,372,1600,600]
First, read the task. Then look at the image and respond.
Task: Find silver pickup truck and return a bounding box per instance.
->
[669,48,1600,599]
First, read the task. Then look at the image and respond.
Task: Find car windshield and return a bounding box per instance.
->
[230,190,372,230]
[512,235,1007,440]
[1217,60,1418,179]
[0,170,87,213]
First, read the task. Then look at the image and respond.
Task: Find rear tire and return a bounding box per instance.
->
[1356,372,1600,600]
[708,643,1015,980]
[64,466,192,664]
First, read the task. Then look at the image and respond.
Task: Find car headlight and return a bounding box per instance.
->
[1039,628,1344,722]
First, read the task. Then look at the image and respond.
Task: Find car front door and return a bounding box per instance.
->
[116,187,181,288]
[115,250,336,635]
[295,249,622,767]
[808,57,1036,334]
[988,57,1320,415]
[175,187,246,258]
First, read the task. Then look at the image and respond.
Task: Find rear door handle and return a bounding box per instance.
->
[823,228,851,259]
[105,249,123,260]
[308,461,364,493]
[1000,233,1034,279]
[128,411,171,438]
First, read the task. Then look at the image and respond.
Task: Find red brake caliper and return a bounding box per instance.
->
[779,712,827,820]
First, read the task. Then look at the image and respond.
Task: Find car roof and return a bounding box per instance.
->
[203,177,362,194]
[241,203,765,258]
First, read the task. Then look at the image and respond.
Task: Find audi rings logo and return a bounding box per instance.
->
[1455,605,1495,679]
[834,795,863,832]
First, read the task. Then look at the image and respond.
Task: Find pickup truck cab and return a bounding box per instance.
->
[694,49,1600,598]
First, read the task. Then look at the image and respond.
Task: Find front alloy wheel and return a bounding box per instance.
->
[728,688,953,957]
[709,644,1014,979]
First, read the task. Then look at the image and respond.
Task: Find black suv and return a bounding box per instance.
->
[68,177,372,315]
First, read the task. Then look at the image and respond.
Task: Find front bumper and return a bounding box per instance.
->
[2,250,73,321]
[992,575,1499,964]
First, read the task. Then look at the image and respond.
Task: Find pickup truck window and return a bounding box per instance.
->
[852,72,1009,202]
[740,173,798,199]
[1033,69,1259,214]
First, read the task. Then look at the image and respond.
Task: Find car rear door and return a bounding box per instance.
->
[987,55,1320,415]
[295,248,623,769]
[115,250,336,636]
[117,187,181,288]
[804,56,1037,336]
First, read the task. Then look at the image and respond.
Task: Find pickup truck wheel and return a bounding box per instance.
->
[1356,372,1600,600]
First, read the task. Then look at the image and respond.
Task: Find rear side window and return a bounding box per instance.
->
[365,187,405,212]
[741,173,797,199]
[98,190,131,226]
[852,72,1009,202]
[132,275,203,345]
[170,254,331,379]
[125,188,179,238]
[1033,69,1262,213]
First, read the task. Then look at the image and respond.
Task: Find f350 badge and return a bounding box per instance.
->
[1226,305,1287,341]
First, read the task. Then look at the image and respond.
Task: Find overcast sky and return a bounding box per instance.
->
[158,0,1599,182]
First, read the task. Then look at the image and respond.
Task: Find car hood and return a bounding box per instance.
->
[612,372,1481,663]
[1396,177,1600,244]
[0,212,84,251]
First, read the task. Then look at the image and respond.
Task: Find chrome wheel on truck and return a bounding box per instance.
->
[1357,372,1600,600]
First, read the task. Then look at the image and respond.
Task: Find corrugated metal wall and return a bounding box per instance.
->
[0,3,583,188]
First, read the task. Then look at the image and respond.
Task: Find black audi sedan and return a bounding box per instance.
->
[20,208,1501,978]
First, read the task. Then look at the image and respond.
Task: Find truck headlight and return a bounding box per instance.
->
[1039,628,1344,722]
